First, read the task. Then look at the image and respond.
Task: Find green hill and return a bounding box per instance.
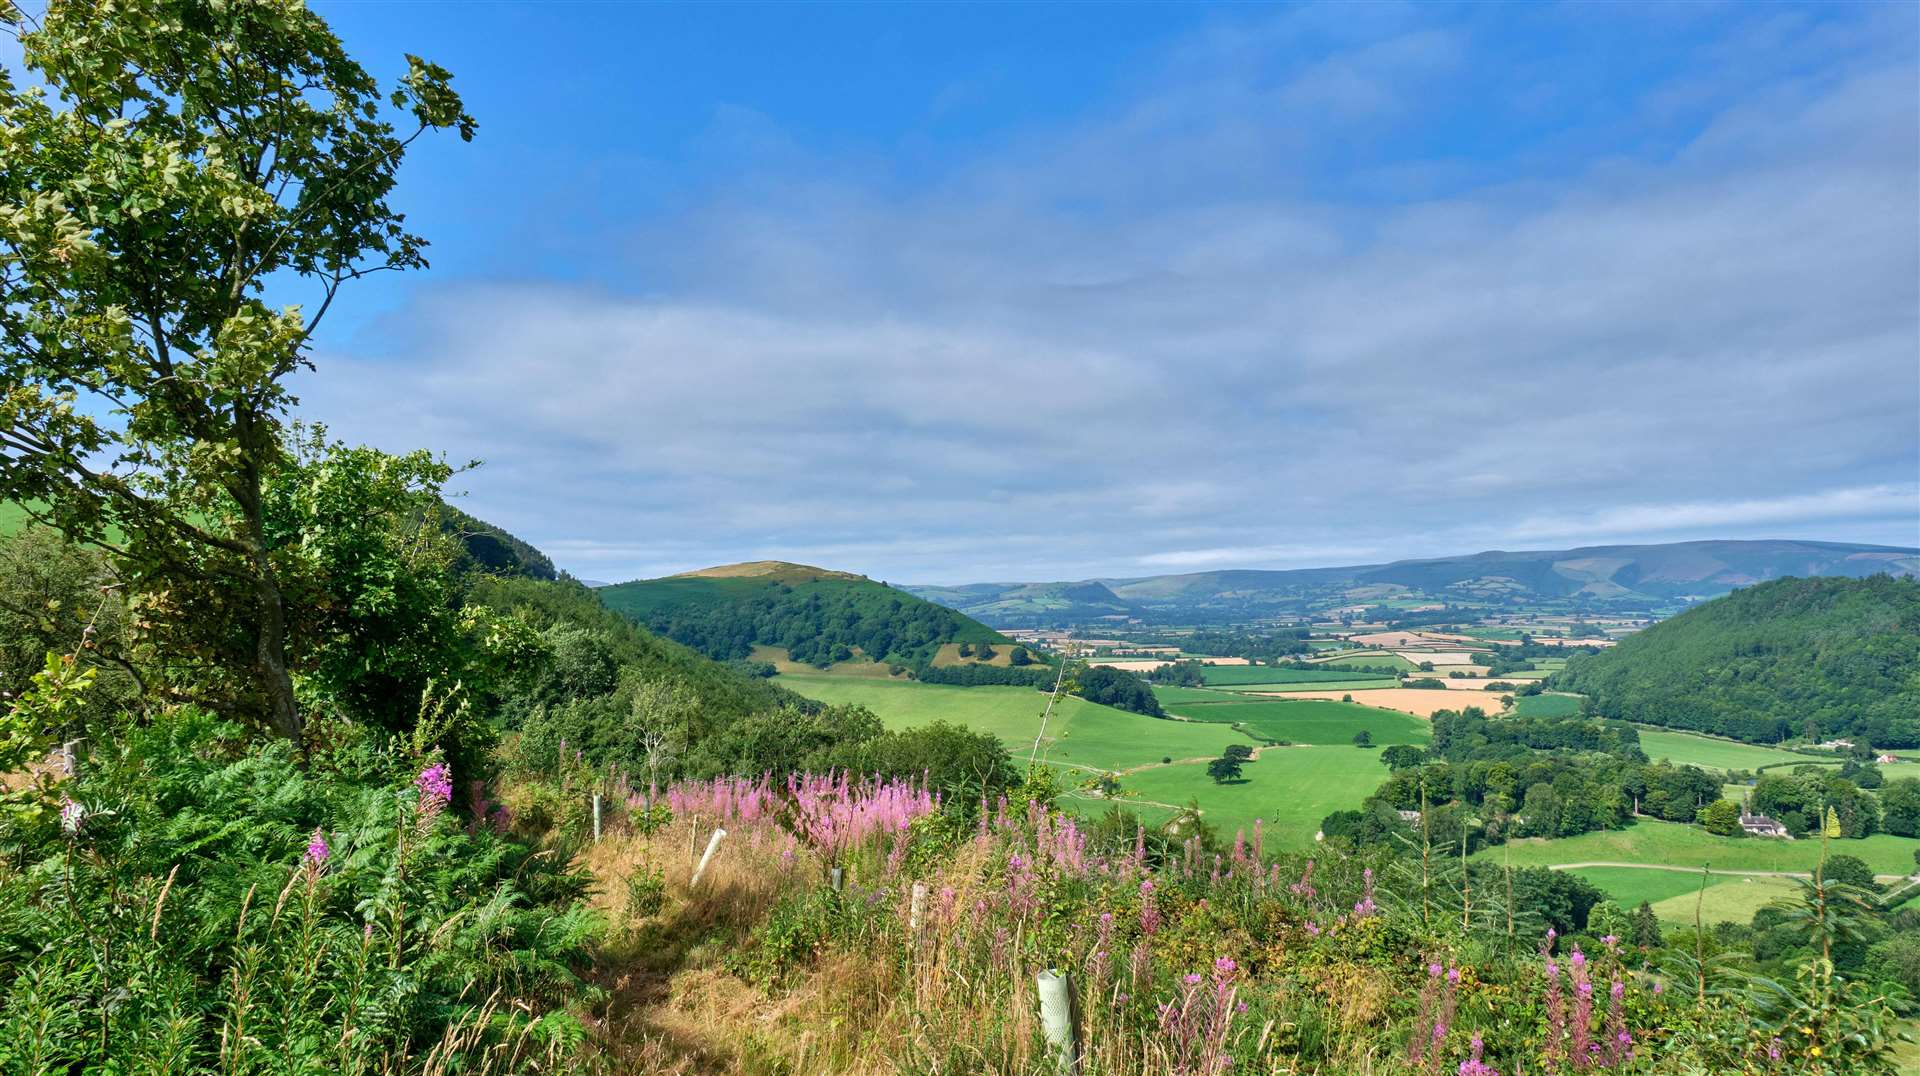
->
[598,561,1013,671]
[1550,575,1920,747]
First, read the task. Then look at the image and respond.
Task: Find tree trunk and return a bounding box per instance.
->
[233,418,301,743]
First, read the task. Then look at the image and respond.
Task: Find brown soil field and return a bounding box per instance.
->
[1257,688,1477,718]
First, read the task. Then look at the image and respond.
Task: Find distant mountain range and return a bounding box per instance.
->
[905,539,1920,626]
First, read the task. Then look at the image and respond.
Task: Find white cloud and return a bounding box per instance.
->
[298,7,1920,583]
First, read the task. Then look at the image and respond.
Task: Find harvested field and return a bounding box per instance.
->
[1088,659,1174,673]
[1263,688,1477,718]
[1396,650,1481,665]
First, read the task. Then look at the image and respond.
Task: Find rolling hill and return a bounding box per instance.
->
[598,561,1017,671]
[1550,575,1920,748]
[906,539,1919,625]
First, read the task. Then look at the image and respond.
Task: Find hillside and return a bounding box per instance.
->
[907,539,1919,624]
[598,561,1014,670]
[1550,575,1920,747]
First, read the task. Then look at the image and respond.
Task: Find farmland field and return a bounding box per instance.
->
[1647,875,1800,925]
[1162,697,1430,746]
[1508,693,1583,717]
[1634,729,1823,773]
[1118,746,1391,848]
[1563,866,1723,909]
[781,675,1254,774]
[1218,678,1397,694]
[1150,685,1246,707]
[1268,687,1491,718]
[1198,664,1375,686]
[1476,819,1920,878]
[1306,651,1417,671]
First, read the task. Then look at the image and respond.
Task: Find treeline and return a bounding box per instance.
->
[1551,575,1920,747]
[918,663,1055,688]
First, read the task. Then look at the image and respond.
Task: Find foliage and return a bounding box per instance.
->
[0,710,595,1070]
[1554,576,1920,746]
[0,0,474,741]
[598,571,1006,671]
[1075,665,1164,716]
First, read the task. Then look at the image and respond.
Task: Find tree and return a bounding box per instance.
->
[1824,854,1878,893]
[1223,743,1253,761]
[0,1,474,741]
[1630,901,1663,948]
[1379,745,1425,770]
[1352,730,1374,748]
[1699,798,1743,836]
[1877,778,1920,838]
[1009,645,1032,666]
[1207,756,1244,784]
[1587,899,1629,939]
[957,642,974,658]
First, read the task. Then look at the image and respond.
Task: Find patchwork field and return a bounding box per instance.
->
[1164,698,1432,747]
[1477,820,1920,878]
[1267,687,1488,718]
[783,674,1407,848]
[1398,650,1482,666]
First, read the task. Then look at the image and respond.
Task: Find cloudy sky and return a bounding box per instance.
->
[282,2,1917,584]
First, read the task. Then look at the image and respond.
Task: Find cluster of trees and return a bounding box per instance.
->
[1121,628,1311,662]
[624,578,1009,671]
[1146,659,1208,686]
[918,662,1055,687]
[1074,665,1164,716]
[1339,708,1722,844]
[1735,769,1899,839]
[1552,576,1920,747]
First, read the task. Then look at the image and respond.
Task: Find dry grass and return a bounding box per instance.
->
[1261,688,1474,718]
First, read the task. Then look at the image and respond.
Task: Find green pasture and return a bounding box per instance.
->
[1119,745,1391,849]
[1647,875,1800,926]
[1164,698,1430,747]
[782,675,1254,774]
[1564,866,1721,910]
[1198,664,1374,686]
[1220,679,1398,695]
[1635,729,1822,774]
[1150,685,1245,707]
[1477,820,1920,877]
[1509,693,1583,717]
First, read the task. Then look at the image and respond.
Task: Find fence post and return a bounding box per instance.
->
[830,866,845,892]
[691,827,728,888]
[591,793,602,842]
[909,881,927,934]
[1036,968,1078,1073]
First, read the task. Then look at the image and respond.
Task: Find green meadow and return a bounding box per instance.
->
[1220,678,1398,694]
[1119,745,1391,848]
[1198,664,1376,685]
[781,675,1254,774]
[1634,729,1824,773]
[1478,819,1920,877]
[1560,865,1802,925]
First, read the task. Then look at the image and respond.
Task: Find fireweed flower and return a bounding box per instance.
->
[416,762,453,818]
[304,827,330,872]
[59,798,84,836]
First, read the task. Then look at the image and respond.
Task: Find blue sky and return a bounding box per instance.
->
[259,3,1920,582]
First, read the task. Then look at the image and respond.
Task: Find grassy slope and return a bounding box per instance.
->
[779,675,1254,773]
[1477,819,1920,877]
[1634,729,1823,773]
[1122,747,1391,848]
